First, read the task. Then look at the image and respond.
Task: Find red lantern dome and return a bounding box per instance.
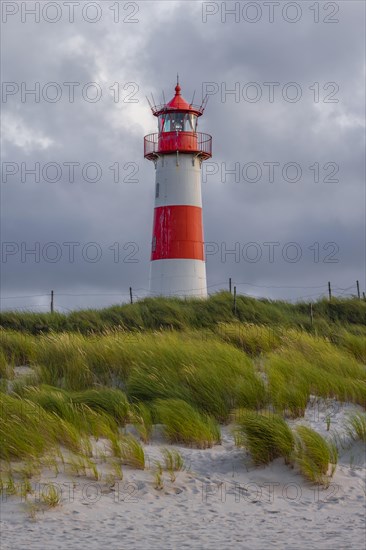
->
[144,81,212,161]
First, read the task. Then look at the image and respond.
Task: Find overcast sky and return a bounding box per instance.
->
[1,0,365,312]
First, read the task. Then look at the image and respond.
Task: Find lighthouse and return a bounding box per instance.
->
[144,80,212,297]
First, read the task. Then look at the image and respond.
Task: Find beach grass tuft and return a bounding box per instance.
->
[294,425,338,485]
[154,398,220,448]
[234,409,294,465]
[345,412,366,441]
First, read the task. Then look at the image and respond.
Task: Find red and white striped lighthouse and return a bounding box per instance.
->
[144,80,212,297]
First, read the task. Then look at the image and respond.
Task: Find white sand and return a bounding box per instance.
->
[1,400,365,550]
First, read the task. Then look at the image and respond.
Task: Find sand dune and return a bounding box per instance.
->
[1,400,365,550]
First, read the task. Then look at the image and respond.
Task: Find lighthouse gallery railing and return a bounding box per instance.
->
[144,131,212,160]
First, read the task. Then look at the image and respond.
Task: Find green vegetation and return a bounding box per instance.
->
[0,393,82,459]
[70,388,129,424]
[116,435,145,469]
[130,402,153,443]
[235,412,338,485]
[161,448,185,473]
[153,398,220,448]
[0,295,364,492]
[39,484,62,507]
[294,425,338,485]
[215,322,282,356]
[234,410,295,465]
[265,332,366,416]
[346,412,366,441]
[1,294,365,335]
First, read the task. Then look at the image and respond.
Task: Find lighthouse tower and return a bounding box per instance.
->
[144,80,212,297]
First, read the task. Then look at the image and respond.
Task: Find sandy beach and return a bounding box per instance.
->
[1,399,365,550]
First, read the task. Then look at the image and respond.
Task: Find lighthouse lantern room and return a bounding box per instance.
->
[144,80,212,297]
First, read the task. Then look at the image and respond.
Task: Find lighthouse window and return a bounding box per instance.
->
[155,182,160,198]
[170,113,184,132]
[159,115,170,132]
[152,236,156,252]
[159,113,196,132]
[183,114,197,132]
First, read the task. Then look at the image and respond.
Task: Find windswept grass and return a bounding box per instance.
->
[18,385,121,437]
[161,448,185,473]
[34,333,95,390]
[336,332,366,364]
[285,331,366,380]
[127,332,266,421]
[115,435,145,469]
[265,332,366,416]
[154,398,220,449]
[1,295,364,335]
[0,393,81,459]
[0,330,36,365]
[19,385,71,417]
[0,350,12,379]
[0,295,364,471]
[0,386,127,462]
[181,340,266,420]
[30,329,266,417]
[130,402,153,443]
[345,412,366,441]
[215,322,282,356]
[70,388,129,424]
[234,411,338,485]
[294,425,338,485]
[39,484,62,507]
[234,410,294,465]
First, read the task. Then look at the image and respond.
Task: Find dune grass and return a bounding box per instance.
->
[33,333,95,390]
[33,330,265,421]
[1,295,365,335]
[265,331,366,416]
[70,388,129,424]
[294,425,338,485]
[215,322,282,356]
[18,385,126,434]
[153,398,220,448]
[0,384,131,463]
[234,410,338,485]
[161,448,185,473]
[0,393,82,459]
[130,402,153,443]
[0,350,12,380]
[115,435,145,469]
[0,295,364,477]
[345,412,366,441]
[0,330,36,365]
[234,410,295,465]
[40,484,63,507]
[336,332,366,364]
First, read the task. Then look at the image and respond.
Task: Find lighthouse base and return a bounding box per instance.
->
[149,259,207,298]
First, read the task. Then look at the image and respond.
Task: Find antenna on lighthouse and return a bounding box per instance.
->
[199,94,209,113]
[176,73,179,85]
[190,90,196,106]
[146,95,154,111]
[162,90,166,105]
[151,93,156,108]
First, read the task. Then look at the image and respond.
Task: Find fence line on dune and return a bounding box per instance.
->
[0,279,364,314]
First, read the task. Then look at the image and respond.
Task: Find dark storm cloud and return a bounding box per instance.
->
[1,1,365,310]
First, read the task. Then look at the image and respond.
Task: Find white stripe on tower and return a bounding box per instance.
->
[154,155,202,208]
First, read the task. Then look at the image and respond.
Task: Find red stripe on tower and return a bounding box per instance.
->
[151,205,205,261]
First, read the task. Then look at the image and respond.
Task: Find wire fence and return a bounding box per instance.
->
[0,280,364,313]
